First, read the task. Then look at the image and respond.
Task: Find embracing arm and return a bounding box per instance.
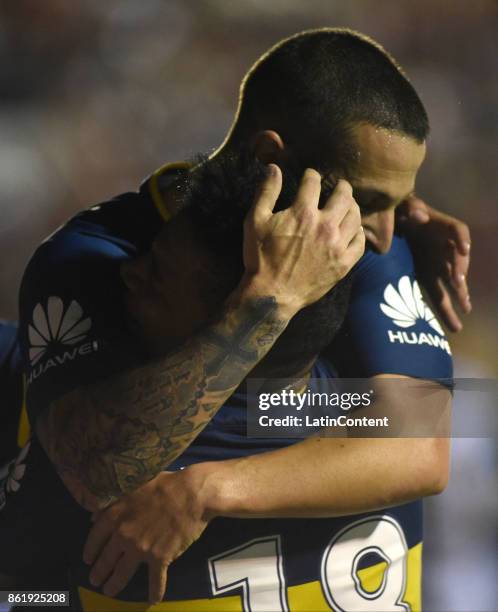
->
[198,434,450,520]
[35,168,364,511]
[83,374,450,602]
[36,287,289,511]
[196,375,451,519]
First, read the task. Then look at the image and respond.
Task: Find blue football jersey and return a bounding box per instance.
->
[18,191,162,428]
[10,164,452,611]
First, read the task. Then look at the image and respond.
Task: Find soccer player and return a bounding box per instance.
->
[1,28,470,610]
[76,170,454,611]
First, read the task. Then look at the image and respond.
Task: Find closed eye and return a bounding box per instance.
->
[354,189,414,213]
[356,195,390,213]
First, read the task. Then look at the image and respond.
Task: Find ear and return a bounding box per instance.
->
[251,130,287,164]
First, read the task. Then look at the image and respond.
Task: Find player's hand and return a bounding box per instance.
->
[242,165,365,318]
[83,469,211,604]
[397,195,471,332]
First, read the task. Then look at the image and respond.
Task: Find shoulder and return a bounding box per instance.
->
[351,234,415,293]
[20,190,157,309]
[24,191,151,270]
[328,234,453,380]
[18,192,156,423]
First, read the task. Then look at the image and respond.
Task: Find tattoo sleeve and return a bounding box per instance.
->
[37,295,287,510]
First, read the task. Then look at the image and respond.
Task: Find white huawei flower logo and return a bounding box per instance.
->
[380,276,444,335]
[28,297,92,365]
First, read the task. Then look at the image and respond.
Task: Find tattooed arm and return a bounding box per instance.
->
[36,167,364,511]
[37,291,288,511]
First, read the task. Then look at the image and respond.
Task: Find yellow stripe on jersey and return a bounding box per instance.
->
[78,542,422,612]
[401,541,422,612]
[17,375,31,448]
[149,162,190,223]
[78,588,242,612]
[286,580,328,611]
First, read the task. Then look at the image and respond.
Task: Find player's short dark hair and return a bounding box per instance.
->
[185,29,429,258]
[230,28,429,169]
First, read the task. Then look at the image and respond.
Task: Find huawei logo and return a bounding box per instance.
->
[380,276,444,336]
[28,297,92,366]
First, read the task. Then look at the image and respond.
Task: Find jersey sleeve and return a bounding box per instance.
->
[328,235,453,381]
[18,225,143,427]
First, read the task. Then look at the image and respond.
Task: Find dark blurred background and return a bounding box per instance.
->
[0,1,496,610]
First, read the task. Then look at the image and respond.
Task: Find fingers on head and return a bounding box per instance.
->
[293,168,321,209]
[338,205,362,246]
[322,178,356,215]
[331,227,365,280]
[348,226,366,259]
[334,178,353,198]
[251,164,282,223]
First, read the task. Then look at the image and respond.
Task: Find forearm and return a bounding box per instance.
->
[197,435,450,519]
[37,280,292,510]
[35,167,364,511]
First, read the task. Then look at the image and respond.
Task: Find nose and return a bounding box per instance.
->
[362,209,395,254]
[121,255,151,293]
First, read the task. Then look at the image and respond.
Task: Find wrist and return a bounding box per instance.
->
[185,461,237,521]
[233,273,299,321]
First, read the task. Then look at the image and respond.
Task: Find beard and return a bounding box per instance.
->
[180,147,353,377]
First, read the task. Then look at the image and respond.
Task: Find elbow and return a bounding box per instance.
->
[416,437,451,497]
[423,463,449,497]
[387,438,450,504]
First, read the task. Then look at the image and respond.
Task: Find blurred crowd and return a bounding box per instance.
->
[0,1,496,609]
